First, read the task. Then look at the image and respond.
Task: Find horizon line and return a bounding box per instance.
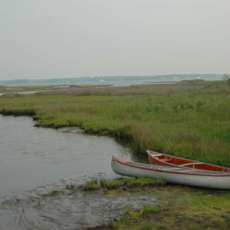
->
[0,73,228,81]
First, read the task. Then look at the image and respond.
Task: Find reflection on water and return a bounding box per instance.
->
[0,115,137,229]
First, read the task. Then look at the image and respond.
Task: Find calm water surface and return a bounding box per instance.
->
[0,115,157,230]
[0,115,131,195]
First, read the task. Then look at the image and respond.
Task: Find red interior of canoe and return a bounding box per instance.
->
[148,155,230,172]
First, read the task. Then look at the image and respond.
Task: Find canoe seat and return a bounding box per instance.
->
[160,158,168,161]
[180,162,203,167]
[151,153,162,157]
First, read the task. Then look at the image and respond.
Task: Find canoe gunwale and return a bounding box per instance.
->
[113,157,230,177]
[147,150,230,172]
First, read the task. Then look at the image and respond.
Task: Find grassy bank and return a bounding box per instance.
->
[0,81,230,165]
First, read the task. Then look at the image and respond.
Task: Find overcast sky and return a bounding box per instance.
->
[0,0,229,80]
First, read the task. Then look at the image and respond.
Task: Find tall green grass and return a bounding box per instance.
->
[0,81,230,165]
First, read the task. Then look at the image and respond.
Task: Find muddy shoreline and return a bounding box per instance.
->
[0,173,160,230]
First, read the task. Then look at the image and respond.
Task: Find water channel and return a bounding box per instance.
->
[0,115,156,229]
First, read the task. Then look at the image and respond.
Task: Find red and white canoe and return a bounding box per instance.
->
[147,150,230,172]
[111,156,230,189]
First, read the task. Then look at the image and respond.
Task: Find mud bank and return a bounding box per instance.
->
[0,182,156,230]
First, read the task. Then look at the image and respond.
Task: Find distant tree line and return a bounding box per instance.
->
[223,74,230,86]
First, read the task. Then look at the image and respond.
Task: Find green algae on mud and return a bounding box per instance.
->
[54,176,230,230]
[0,81,230,166]
[112,185,230,230]
[81,178,230,230]
[82,177,165,191]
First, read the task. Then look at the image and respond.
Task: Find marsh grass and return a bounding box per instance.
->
[1,81,230,230]
[83,179,101,191]
[82,177,164,191]
[0,81,230,165]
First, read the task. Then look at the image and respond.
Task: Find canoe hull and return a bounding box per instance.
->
[111,157,230,189]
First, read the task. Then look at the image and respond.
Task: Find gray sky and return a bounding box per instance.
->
[0,0,229,80]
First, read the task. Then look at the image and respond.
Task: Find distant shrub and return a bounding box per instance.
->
[223,74,230,87]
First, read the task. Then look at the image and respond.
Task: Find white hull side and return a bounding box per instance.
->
[111,158,230,189]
